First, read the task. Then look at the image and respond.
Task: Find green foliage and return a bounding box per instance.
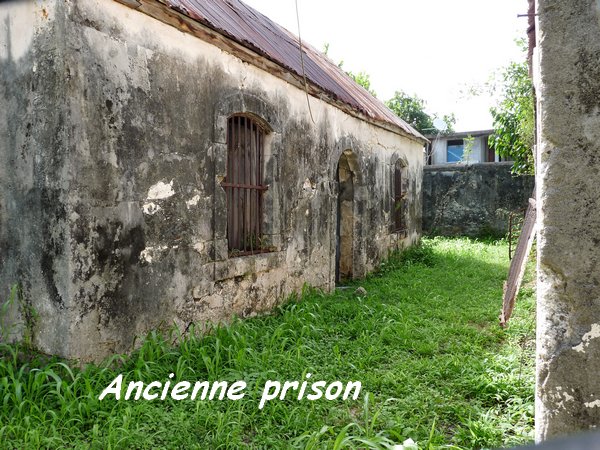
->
[385,91,432,133]
[0,286,17,343]
[385,91,455,135]
[0,238,534,449]
[377,240,437,274]
[322,43,377,97]
[346,70,377,97]
[322,43,455,134]
[489,59,535,175]
[462,134,475,163]
[0,285,37,347]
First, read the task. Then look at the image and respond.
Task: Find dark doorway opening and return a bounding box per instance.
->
[336,151,355,284]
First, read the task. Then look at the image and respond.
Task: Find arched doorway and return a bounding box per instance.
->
[336,151,355,283]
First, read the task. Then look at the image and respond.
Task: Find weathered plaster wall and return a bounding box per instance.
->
[422,163,534,237]
[0,0,423,361]
[0,1,75,355]
[535,0,600,440]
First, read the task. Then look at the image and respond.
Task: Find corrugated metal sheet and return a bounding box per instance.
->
[164,0,424,140]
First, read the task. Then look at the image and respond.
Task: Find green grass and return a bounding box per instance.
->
[0,237,535,449]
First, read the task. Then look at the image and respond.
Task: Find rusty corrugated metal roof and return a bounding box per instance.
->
[161,0,424,140]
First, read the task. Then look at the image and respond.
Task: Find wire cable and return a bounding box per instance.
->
[295,0,316,124]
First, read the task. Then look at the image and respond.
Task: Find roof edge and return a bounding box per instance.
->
[425,129,493,140]
[113,0,428,144]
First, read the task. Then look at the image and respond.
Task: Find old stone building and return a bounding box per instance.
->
[0,0,425,361]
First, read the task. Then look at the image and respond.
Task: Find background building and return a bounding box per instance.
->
[425,130,506,165]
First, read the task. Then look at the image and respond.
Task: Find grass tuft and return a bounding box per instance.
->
[0,237,535,449]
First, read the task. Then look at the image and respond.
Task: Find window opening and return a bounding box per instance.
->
[222,115,268,255]
[447,139,464,163]
[393,161,406,232]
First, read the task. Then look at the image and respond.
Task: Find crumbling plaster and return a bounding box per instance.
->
[0,0,423,361]
[535,0,600,440]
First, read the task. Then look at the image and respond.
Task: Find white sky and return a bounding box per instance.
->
[243,0,529,132]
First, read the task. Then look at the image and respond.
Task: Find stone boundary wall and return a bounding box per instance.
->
[422,162,534,237]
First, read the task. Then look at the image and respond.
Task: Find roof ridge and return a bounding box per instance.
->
[152,0,426,140]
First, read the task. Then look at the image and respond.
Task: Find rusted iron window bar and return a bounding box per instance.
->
[393,163,406,232]
[222,115,269,256]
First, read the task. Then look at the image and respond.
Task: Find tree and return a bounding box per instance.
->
[346,70,377,97]
[488,60,535,174]
[322,43,455,134]
[323,44,377,97]
[385,91,455,135]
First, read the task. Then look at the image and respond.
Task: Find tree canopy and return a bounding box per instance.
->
[488,59,535,175]
[385,91,455,135]
[323,43,455,135]
[346,70,377,97]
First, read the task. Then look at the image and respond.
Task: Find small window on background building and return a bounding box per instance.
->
[221,115,268,255]
[447,139,464,163]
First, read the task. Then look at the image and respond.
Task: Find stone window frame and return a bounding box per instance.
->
[213,92,283,268]
[391,156,409,237]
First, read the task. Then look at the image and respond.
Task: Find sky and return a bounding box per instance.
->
[242,0,529,132]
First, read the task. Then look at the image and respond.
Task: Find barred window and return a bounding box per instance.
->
[222,115,268,255]
[393,160,407,232]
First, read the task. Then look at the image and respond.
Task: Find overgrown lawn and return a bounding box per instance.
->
[0,237,535,449]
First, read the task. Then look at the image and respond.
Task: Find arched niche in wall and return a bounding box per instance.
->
[331,136,366,283]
